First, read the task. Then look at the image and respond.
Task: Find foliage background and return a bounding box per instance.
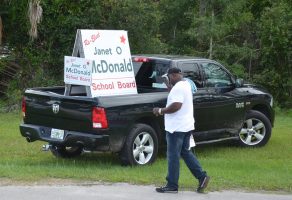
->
[0,0,291,110]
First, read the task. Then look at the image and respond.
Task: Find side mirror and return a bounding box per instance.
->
[235,78,244,87]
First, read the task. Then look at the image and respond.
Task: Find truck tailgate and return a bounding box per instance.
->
[24,89,97,133]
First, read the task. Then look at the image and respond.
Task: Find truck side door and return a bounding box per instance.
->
[199,62,246,138]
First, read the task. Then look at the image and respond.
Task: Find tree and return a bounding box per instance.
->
[187,0,255,77]
[99,0,165,53]
[255,0,292,107]
[0,0,291,109]
[158,0,196,54]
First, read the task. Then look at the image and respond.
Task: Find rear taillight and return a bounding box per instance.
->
[22,97,26,118]
[92,107,108,129]
[133,57,150,62]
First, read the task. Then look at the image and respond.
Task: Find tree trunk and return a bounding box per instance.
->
[173,22,177,42]
[28,0,43,40]
[199,0,207,16]
[0,16,3,45]
[248,50,252,80]
[209,9,214,59]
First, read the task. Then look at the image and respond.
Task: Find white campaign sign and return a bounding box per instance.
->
[64,56,92,86]
[80,30,137,97]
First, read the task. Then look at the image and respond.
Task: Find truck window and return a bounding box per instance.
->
[64,84,88,96]
[134,61,169,90]
[201,63,232,87]
[180,62,203,88]
[152,63,169,87]
[133,62,142,76]
[134,62,154,87]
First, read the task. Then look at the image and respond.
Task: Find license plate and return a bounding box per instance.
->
[51,128,64,140]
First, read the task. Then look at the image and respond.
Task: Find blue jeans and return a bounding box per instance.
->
[166,131,206,189]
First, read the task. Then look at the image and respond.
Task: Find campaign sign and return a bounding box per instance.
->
[64,56,92,86]
[79,30,137,97]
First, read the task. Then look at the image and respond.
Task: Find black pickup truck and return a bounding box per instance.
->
[20,55,274,166]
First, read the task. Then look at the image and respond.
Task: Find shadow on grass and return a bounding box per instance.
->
[18,152,123,169]
[56,152,122,166]
[157,139,243,160]
[32,140,244,168]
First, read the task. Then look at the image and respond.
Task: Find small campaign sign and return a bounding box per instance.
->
[76,30,137,97]
[64,56,92,86]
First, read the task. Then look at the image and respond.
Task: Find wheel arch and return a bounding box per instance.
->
[134,117,163,143]
[117,116,163,154]
[251,104,274,126]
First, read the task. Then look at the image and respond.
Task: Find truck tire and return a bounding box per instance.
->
[50,145,83,158]
[119,123,158,166]
[238,110,272,147]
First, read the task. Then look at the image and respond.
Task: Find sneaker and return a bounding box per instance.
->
[197,176,210,193]
[156,186,178,193]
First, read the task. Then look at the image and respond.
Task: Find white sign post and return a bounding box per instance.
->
[71,30,137,97]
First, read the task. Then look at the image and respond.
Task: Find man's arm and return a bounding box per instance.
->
[153,102,182,116]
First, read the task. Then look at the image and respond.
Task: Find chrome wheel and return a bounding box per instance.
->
[120,123,158,166]
[132,132,154,165]
[239,118,266,146]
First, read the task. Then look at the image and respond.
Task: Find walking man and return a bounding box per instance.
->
[153,67,210,193]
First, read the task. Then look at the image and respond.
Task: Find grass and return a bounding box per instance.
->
[0,111,291,192]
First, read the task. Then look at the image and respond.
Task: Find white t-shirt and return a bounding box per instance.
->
[164,80,195,133]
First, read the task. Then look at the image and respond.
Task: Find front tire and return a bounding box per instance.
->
[238,110,272,147]
[119,123,158,166]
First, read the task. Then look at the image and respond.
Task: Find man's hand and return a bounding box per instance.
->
[162,74,172,90]
[153,103,182,116]
[153,107,160,116]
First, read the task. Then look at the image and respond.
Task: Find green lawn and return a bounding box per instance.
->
[0,111,291,192]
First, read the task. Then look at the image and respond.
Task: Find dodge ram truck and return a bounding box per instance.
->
[20,55,274,165]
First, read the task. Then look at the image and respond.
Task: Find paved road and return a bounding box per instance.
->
[0,183,291,200]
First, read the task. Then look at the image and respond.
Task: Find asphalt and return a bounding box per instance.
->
[0,183,291,200]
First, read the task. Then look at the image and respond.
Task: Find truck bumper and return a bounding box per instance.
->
[20,123,110,151]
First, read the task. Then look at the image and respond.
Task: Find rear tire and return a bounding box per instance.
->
[119,123,158,166]
[50,145,83,158]
[238,110,272,147]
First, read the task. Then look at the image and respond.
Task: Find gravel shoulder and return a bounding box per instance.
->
[0,178,291,200]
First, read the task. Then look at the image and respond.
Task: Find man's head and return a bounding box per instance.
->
[167,67,183,85]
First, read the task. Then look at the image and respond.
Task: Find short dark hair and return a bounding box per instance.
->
[167,67,182,75]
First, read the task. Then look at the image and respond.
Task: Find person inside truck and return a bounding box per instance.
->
[161,72,197,94]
